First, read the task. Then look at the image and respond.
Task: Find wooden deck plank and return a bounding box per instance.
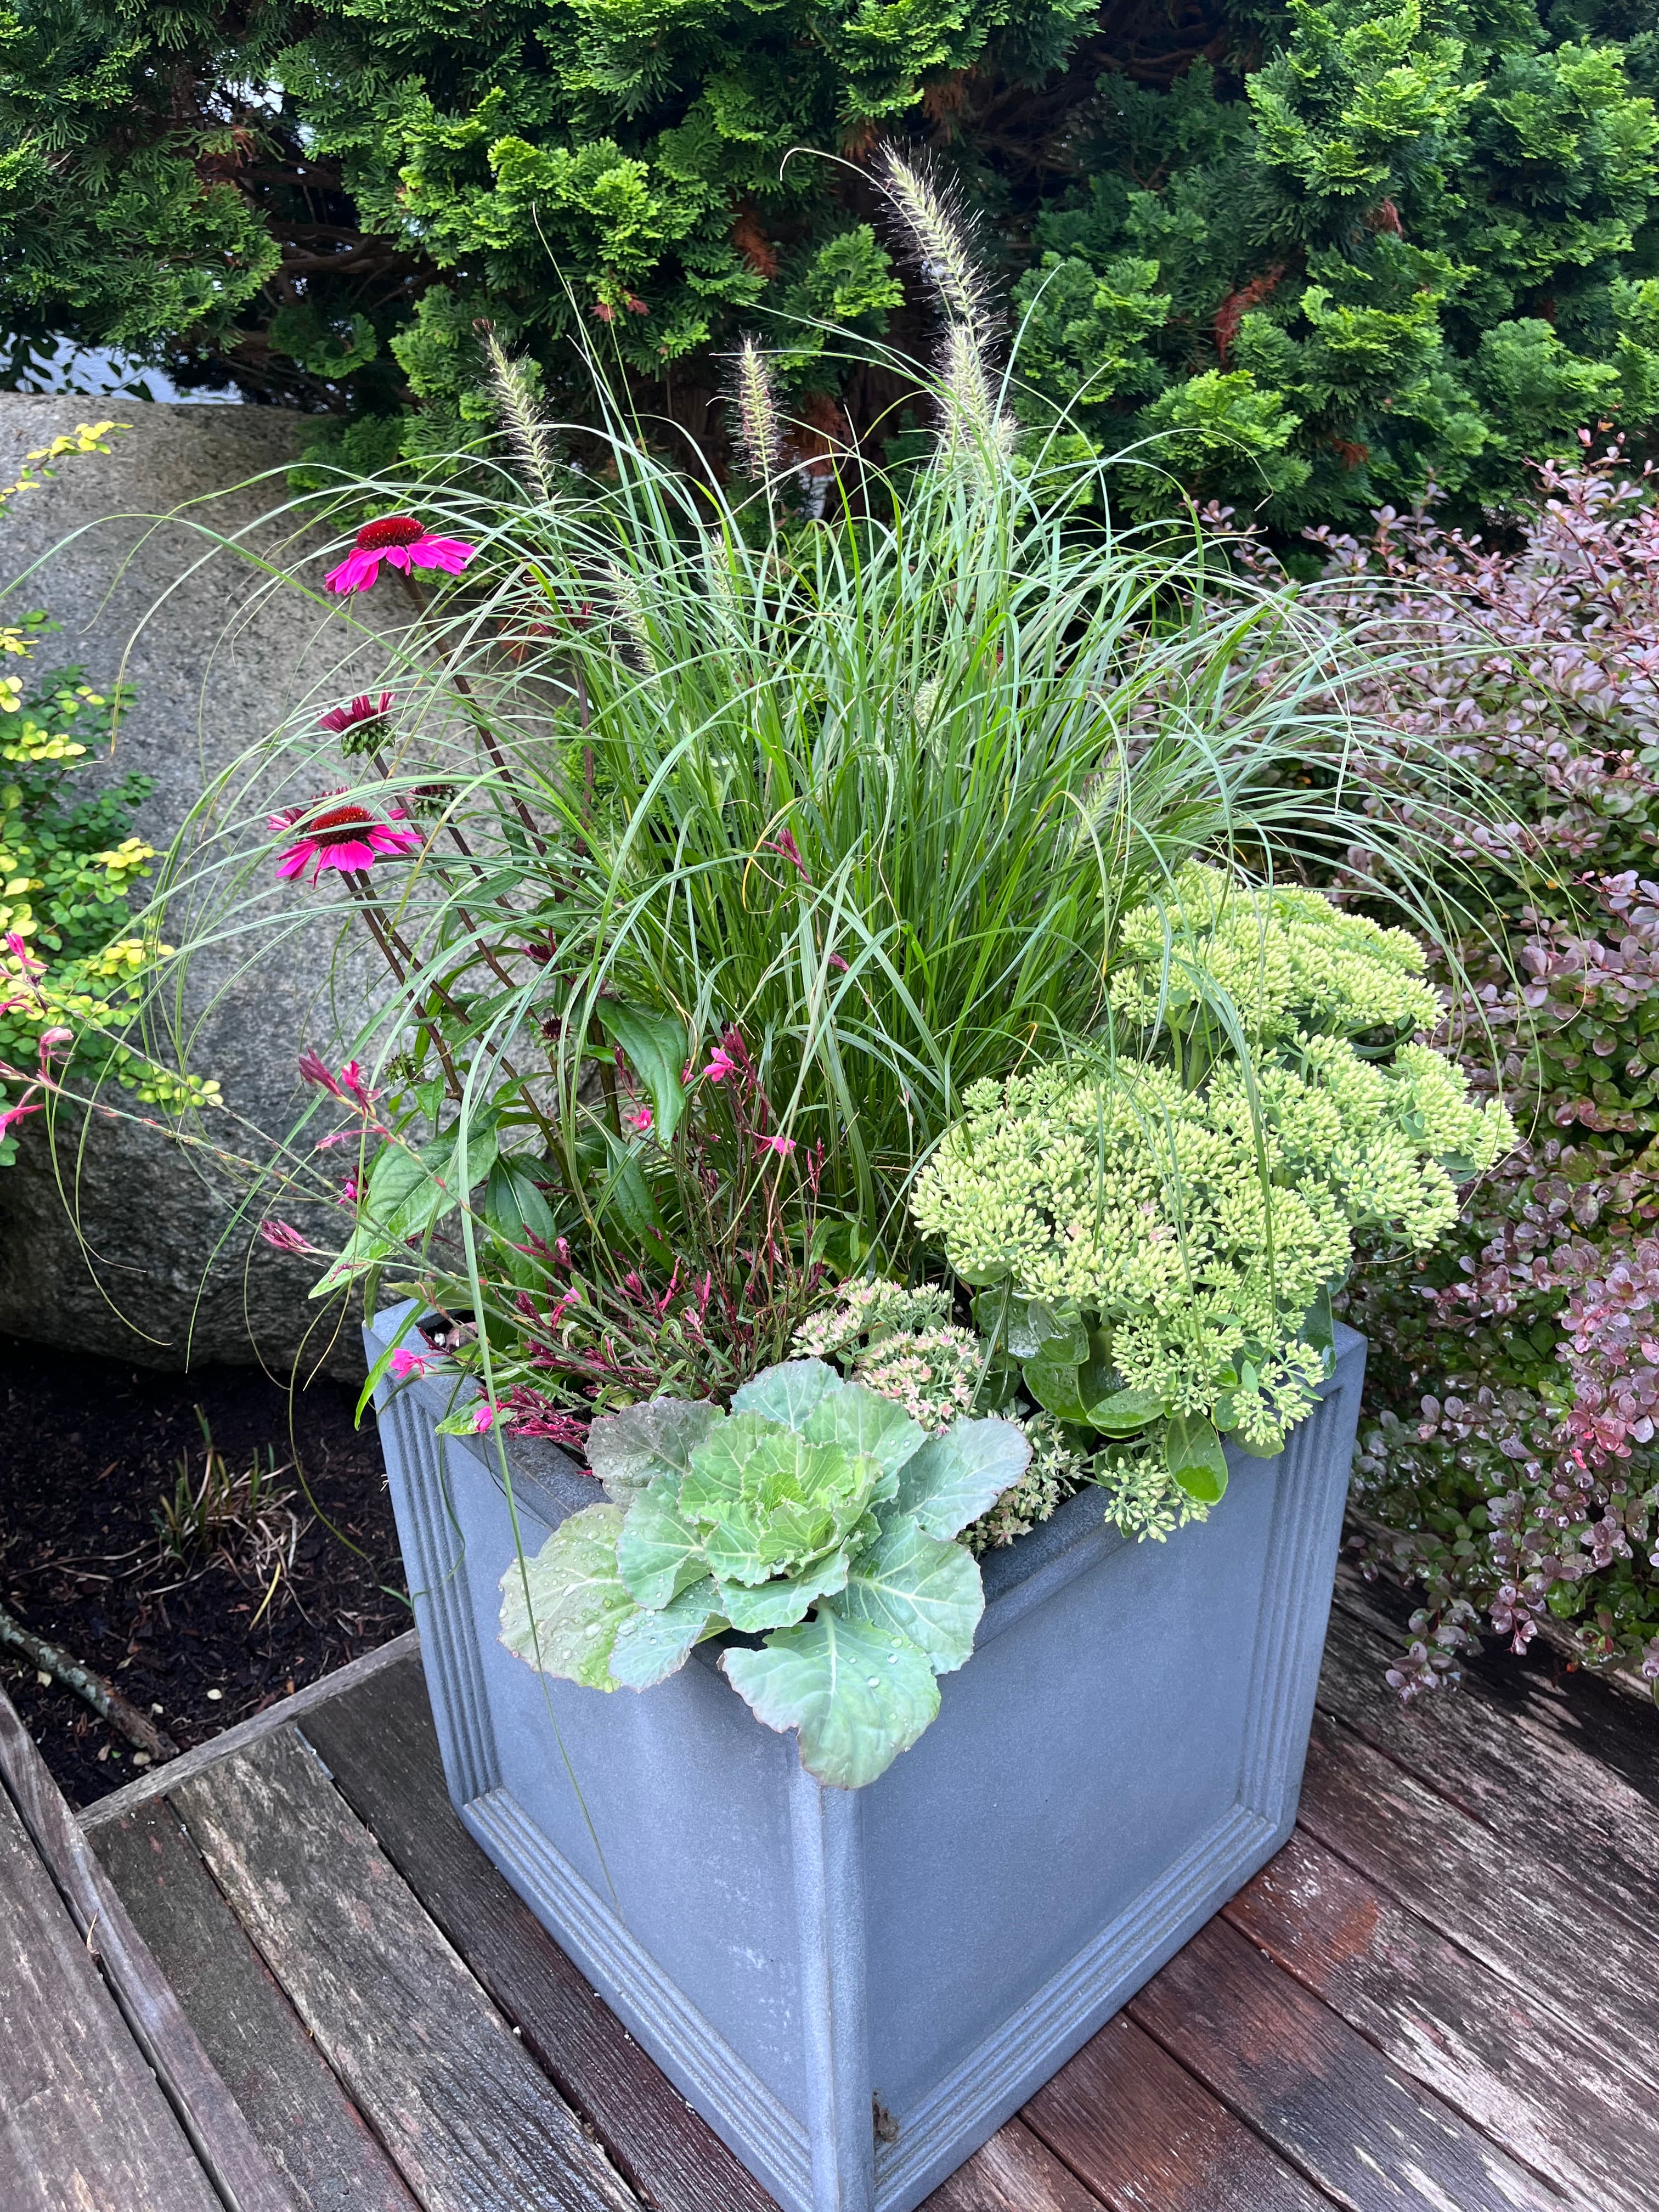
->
[1023,2011,1339,2212]
[94,1797,420,2212]
[1331,1573,1659,1808]
[172,1726,641,2212]
[297,1652,780,2212]
[0,1682,297,2212]
[1299,1712,1659,2090]
[0,1784,222,2212]
[920,2116,1107,2211]
[1318,1598,1659,1948]
[1224,1829,1659,2212]
[1127,1916,1563,2212]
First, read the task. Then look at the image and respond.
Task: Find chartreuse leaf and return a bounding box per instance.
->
[608,1576,721,1690]
[1164,1413,1229,1504]
[498,1505,635,1690]
[731,1359,843,1429]
[803,1381,923,1486]
[894,1415,1030,1539]
[586,1397,725,1502]
[1087,1385,1169,1436]
[616,1476,707,1609]
[686,1427,873,1585]
[598,1003,689,1146]
[837,1516,983,1673]
[716,1545,854,1632]
[722,1614,940,1789]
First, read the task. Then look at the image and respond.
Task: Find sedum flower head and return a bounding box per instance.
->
[1109,864,1441,1045]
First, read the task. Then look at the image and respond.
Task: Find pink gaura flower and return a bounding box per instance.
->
[470,1401,496,1434]
[761,1133,797,1156]
[703,1045,738,1084]
[325,516,476,596]
[298,1050,379,1111]
[270,799,422,885]
[258,1218,316,1256]
[338,1177,361,1207]
[0,1097,43,1141]
[767,828,809,879]
[624,1104,653,1134]
[390,1346,432,1380]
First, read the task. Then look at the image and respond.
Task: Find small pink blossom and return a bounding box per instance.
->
[325,516,476,595]
[270,799,422,885]
[338,1177,360,1206]
[390,1346,432,1380]
[762,1133,797,1156]
[470,1401,496,1433]
[258,1218,315,1256]
[768,828,809,879]
[703,1046,737,1084]
[298,1050,379,1110]
[624,1104,653,1133]
[0,1098,43,1141]
[828,952,849,973]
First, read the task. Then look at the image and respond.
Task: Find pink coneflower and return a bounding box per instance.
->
[318,691,396,755]
[270,799,422,885]
[324,516,476,596]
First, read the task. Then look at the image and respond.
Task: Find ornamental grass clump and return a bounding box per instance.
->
[119,151,1519,1775]
[912,865,1513,1516]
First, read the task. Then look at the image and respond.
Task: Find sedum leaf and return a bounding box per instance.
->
[803,1380,923,1486]
[836,1515,983,1673]
[893,1415,1031,1539]
[498,1504,635,1690]
[609,1576,721,1690]
[1164,1412,1229,1504]
[616,1475,708,1609]
[1087,1384,1169,1436]
[722,1613,940,1789]
[586,1397,725,1502]
[730,1359,843,1430]
[715,1545,854,1632]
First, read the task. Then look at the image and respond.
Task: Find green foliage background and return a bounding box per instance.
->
[1,0,1656,518]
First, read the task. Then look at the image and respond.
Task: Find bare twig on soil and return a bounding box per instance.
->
[0,1600,180,1759]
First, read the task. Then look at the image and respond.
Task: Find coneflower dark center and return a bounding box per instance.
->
[356,515,425,550]
[306,804,376,840]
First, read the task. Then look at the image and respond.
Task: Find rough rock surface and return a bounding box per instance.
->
[1,396,393,1375]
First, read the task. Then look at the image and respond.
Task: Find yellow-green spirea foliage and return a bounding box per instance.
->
[913,879,1514,1454]
[1108,864,1441,1044]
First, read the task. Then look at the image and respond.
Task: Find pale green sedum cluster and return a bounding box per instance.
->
[1107,864,1442,1043]
[913,876,1515,1459]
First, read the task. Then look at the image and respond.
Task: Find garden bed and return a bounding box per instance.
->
[0,1332,405,1807]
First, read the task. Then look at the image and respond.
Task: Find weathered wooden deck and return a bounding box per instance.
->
[4,1567,1656,2212]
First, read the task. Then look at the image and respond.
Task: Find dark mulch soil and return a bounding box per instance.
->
[1,1332,407,1809]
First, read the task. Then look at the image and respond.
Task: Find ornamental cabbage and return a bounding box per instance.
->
[499,1358,1030,1788]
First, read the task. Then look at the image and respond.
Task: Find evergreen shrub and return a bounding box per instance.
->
[0,2,1655,520]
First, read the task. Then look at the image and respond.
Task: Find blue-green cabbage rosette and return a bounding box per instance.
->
[499,1358,1030,1788]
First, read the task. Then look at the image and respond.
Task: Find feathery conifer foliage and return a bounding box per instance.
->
[0,2,1654,521]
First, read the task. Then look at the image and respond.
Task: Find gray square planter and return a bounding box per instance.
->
[366,1301,1364,2212]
